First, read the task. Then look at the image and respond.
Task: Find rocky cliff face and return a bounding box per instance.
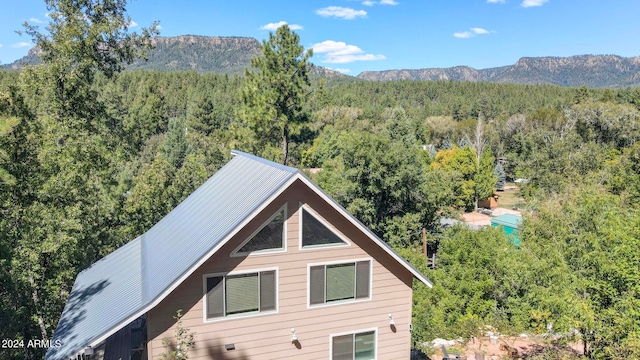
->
[1,35,264,74]
[492,55,640,86]
[127,35,262,74]
[3,47,42,69]
[131,35,346,77]
[357,55,640,88]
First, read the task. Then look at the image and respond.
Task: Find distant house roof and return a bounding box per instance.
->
[461,212,492,227]
[490,213,522,228]
[46,150,432,360]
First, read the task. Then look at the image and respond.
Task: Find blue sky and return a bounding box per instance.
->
[1,0,639,75]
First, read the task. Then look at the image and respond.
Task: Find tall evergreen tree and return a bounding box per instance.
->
[240,24,313,165]
[474,149,497,207]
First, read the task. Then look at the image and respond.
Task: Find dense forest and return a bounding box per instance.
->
[2,1,640,359]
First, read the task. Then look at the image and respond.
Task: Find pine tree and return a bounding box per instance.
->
[240,24,313,165]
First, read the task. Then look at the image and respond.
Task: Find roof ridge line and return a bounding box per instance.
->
[231,150,300,174]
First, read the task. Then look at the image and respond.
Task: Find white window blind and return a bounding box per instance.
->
[226,273,259,315]
[326,263,355,302]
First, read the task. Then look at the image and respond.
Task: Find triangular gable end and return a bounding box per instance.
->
[294,174,434,288]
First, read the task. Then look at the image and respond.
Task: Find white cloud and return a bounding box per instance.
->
[312,40,385,63]
[128,20,138,27]
[522,0,548,7]
[487,0,506,3]
[454,27,494,38]
[359,0,397,6]
[260,21,303,31]
[0,44,3,48]
[11,42,31,48]
[454,32,474,39]
[316,6,367,20]
[471,27,490,34]
[156,24,163,30]
[29,17,43,23]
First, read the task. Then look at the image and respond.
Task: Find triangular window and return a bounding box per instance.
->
[234,208,285,255]
[302,208,348,247]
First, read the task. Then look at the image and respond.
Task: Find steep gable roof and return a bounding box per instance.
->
[46,151,431,360]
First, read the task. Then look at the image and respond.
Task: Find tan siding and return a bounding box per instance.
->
[147,180,416,359]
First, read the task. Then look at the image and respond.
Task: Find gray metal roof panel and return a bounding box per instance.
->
[46,237,142,360]
[141,152,298,302]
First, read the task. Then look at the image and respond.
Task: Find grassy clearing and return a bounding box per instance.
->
[496,183,525,210]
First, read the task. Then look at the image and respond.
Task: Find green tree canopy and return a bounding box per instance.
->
[0,1,158,357]
[520,186,640,358]
[431,145,495,210]
[22,0,158,121]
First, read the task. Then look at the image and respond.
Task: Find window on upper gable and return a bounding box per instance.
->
[233,206,286,255]
[301,207,348,248]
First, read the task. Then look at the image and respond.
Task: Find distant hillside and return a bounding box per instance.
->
[2,47,42,70]
[1,35,263,74]
[126,35,260,74]
[357,55,640,88]
[1,35,347,79]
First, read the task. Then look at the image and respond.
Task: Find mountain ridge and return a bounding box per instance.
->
[3,36,639,87]
[357,54,640,87]
[126,35,261,74]
[1,35,347,79]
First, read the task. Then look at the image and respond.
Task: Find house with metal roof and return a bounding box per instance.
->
[46,151,432,360]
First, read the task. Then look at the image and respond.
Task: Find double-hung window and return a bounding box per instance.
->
[205,269,276,320]
[332,330,376,360]
[309,260,371,305]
